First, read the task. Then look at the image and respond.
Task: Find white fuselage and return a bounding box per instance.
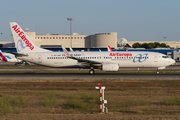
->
[16,51,175,69]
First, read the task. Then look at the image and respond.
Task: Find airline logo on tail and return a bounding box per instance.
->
[0,52,7,62]
[12,25,34,51]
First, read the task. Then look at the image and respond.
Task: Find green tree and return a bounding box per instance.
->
[154,42,161,48]
[132,42,170,49]
[141,43,149,49]
[147,43,155,49]
[160,43,170,48]
[132,42,141,48]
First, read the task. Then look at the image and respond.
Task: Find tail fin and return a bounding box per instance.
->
[10,22,50,53]
[0,51,7,62]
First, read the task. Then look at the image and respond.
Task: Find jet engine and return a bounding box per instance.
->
[102,63,119,71]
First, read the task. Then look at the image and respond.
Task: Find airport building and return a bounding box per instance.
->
[25,31,118,49]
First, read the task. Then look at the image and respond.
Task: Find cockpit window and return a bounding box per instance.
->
[162,56,168,58]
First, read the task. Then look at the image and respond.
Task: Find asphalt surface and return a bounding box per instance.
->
[0,72,180,80]
[0,62,180,80]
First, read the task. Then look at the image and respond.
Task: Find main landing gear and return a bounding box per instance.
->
[89,69,95,75]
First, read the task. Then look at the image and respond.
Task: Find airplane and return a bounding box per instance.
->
[9,22,175,74]
[0,50,22,64]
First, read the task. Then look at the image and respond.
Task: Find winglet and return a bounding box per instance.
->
[107,45,113,51]
[69,47,74,52]
[62,46,70,57]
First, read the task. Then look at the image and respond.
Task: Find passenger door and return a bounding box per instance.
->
[38,55,42,63]
[154,54,158,62]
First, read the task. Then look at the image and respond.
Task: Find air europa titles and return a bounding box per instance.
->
[12,25,34,50]
[109,53,132,57]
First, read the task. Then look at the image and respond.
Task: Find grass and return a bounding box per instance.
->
[0,95,28,115]
[0,80,180,119]
[41,91,57,107]
[66,95,87,109]
[64,93,99,112]
[160,95,180,106]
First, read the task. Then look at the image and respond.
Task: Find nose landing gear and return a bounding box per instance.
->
[156,69,160,74]
[89,69,95,75]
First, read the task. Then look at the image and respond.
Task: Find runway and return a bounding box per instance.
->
[0,72,180,80]
[0,63,180,80]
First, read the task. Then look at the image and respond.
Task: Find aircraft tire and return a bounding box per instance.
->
[89,69,95,75]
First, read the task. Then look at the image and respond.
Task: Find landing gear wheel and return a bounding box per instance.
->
[89,69,95,75]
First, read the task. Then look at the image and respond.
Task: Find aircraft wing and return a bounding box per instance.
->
[68,56,102,64]
[7,52,28,57]
[62,46,102,65]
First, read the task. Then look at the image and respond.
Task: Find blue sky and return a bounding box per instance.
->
[0,0,180,42]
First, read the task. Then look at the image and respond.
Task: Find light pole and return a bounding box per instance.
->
[1,33,3,42]
[11,34,13,42]
[67,18,75,47]
[163,37,167,42]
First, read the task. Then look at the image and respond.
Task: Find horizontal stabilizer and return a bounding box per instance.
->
[7,52,28,57]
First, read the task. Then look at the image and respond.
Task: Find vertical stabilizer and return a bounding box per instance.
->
[10,22,50,53]
[0,51,7,62]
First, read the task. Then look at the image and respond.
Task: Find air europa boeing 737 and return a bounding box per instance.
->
[10,22,175,74]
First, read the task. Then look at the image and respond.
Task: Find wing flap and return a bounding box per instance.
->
[68,56,102,64]
[62,46,102,65]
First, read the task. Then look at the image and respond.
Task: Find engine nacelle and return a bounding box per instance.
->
[102,63,119,71]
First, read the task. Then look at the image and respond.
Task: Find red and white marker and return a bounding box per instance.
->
[95,84,107,113]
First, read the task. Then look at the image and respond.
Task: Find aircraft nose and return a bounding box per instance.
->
[169,59,175,65]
